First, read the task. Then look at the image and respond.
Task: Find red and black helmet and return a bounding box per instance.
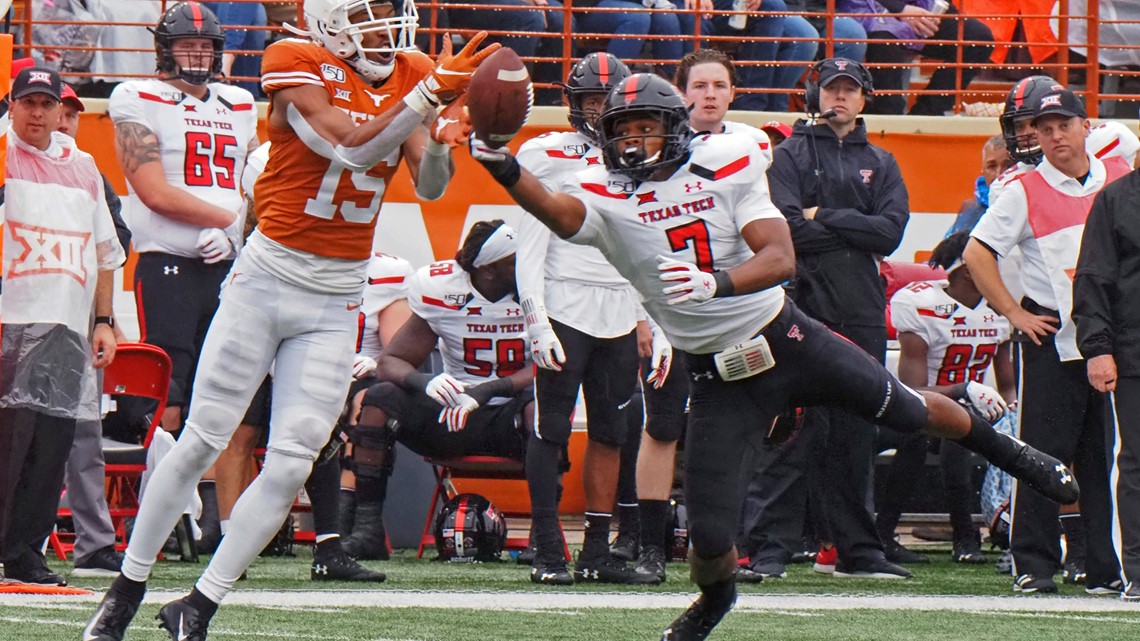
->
[597,73,693,182]
[562,53,632,144]
[154,2,225,86]
[1000,75,1063,165]
[434,493,507,562]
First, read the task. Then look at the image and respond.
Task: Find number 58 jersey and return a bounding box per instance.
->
[407,260,531,400]
[890,280,1011,386]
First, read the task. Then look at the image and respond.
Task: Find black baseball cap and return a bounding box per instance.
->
[1031,88,1086,123]
[11,66,62,102]
[817,57,870,90]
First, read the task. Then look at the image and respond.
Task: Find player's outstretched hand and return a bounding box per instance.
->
[965,380,1008,422]
[470,133,511,164]
[528,321,566,371]
[658,255,718,305]
[439,394,479,432]
[197,228,236,264]
[352,354,377,379]
[426,373,467,407]
[419,31,501,107]
[431,95,472,148]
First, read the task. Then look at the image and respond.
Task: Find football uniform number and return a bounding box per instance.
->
[304,164,387,223]
[184,132,238,189]
[665,220,714,272]
[429,262,454,277]
[936,343,998,385]
[463,337,526,378]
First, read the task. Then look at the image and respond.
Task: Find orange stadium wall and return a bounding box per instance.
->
[61,105,1137,515]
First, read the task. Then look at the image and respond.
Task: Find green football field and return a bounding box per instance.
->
[4,546,1139,641]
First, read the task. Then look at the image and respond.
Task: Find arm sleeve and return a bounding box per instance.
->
[767,145,845,253]
[813,153,910,256]
[1074,190,1119,360]
[515,211,552,308]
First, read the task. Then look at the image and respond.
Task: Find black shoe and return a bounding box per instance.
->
[530,556,573,585]
[517,541,537,566]
[311,547,386,583]
[834,559,912,579]
[610,530,640,562]
[630,544,667,585]
[883,537,929,564]
[1062,560,1087,585]
[1001,436,1080,505]
[735,566,765,584]
[952,539,987,564]
[83,585,144,641]
[575,553,638,584]
[74,545,124,578]
[1014,573,1058,594]
[748,559,787,579]
[156,596,212,641]
[2,551,66,585]
[1123,581,1140,602]
[1086,579,1124,596]
[341,503,390,561]
[660,583,737,641]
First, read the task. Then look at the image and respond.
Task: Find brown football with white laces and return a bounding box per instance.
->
[466,47,533,149]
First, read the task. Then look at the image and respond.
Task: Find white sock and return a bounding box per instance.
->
[121,429,220,582]
[196,452,315,602]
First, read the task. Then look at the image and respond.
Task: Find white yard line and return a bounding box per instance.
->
[4,590,1140,613]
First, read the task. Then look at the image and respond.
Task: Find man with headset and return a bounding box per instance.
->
[738,57,912,579]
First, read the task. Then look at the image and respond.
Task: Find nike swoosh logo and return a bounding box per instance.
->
[346,301,362,311]
[178,613,190,641]
[83,604,105,641]
[617,398,632,410]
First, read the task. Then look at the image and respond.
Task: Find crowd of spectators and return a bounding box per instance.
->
[12,0,1139,113]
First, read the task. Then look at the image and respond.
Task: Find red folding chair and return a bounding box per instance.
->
[50,343,172,560]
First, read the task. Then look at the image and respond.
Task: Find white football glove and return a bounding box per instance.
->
[645,323,673,389]
[425,373,467,407]
[528,321,566,371]
[438,393,480,432]
[352,354,377,379]
[470,134,512,163]
[965,380,1009,422]
[197,228,236,264]
[657,255,718,305]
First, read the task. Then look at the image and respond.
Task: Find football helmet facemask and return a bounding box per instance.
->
[597,73,693,183]
[299,0,419,83]
[1000,75,1061,165]
[154,2,224,86]
[561,52,631,145]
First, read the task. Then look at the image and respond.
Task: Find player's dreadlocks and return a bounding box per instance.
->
[928,231,971,272]
[455,219,507,273]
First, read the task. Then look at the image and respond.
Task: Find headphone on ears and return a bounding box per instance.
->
[804,58,875,114]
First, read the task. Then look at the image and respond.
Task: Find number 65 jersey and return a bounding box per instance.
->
[407,260,531,404]
[890,280,1011,386]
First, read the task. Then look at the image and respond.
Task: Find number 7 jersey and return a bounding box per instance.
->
[890,280,1011,386]
[407,260,531,399]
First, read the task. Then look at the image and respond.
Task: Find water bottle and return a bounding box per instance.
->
[728,0,748,30]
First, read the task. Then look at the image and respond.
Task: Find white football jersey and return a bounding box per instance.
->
[721,120,773,167]
[516,130,639,337]
[566,133,786,354]
[357,253,414,360]
[407,260,530,395]
[890,280,1011,386]
[108,79,258,257]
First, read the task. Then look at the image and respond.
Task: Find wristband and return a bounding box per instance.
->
[466,377,514,405]
[404,371,433,393]
[94,316,115,328]
[486,155,522,188]
[947,382,968,401]
[712,270,735,298]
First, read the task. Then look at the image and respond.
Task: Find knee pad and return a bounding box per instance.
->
[687,513,736,559]
[351,421,395,480]
[362,381,404,412]
[879,380,930,434]
[645,410,684,443]
[258,450,317,506]
[536,411,573,447]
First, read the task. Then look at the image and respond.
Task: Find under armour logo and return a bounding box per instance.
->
[164,265,179,275]
[684,181,703,193]
[787,324,804,342]
[506,308,521,316]
[983,314,995,323]
[313,564,328,575]
[691,371,715,381]
[581,569,599,580]
[1057,464,1073,485]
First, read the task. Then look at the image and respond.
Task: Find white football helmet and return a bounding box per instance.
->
[301,0,419,82]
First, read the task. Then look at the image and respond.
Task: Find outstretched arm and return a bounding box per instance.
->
[470,139,587,238]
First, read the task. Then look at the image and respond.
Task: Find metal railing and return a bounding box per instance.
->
[9,0,1138,116]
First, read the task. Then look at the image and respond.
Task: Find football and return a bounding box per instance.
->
[466,47,533,149]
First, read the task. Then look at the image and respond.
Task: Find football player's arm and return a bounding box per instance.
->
[896,332,931,390]
[812,154,909,256]
[515,212,552,323]
[113,121,237,228]
[471,144,586,238]
[767,146,844,253]
[466,365,535,404]
[376,313,440,391]
[273,83,427,172]
[376,299,413,349]
[405,124,455,201]
[715,218,796,296]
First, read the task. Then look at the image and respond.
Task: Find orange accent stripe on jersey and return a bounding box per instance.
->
[598,54,610,85]
[1095,137,1120,158]
[580,183,632,199]
[190,2,203,29]
[422,296,463,310]
[138,91,179,105]
[368,276,405,285]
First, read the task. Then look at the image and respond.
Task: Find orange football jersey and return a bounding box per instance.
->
[255,39,433,260]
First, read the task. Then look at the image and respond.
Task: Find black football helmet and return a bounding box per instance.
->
[597,73,693,182]
[154,1,224,86]
[562,53,631,144]
[434,494,507,562]
[1000,75,1062,165]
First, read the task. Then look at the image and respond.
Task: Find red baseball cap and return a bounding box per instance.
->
[760,120,792,141]
[61,82,84,111]
[10,56,35,78]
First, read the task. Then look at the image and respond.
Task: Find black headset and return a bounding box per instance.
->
[804,58,875,114]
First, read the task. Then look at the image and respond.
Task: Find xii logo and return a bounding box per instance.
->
[7,222,91,285]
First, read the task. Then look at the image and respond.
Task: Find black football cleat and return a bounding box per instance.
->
[661,583,737,641]
[311,547,386,583]
[82,586,144,641]
[1000,435,1080,505]
[610,530,640,562]
[156,596,211,641]
[574,553,639,584]
[530,556,574,585]
[630,544,667,585]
